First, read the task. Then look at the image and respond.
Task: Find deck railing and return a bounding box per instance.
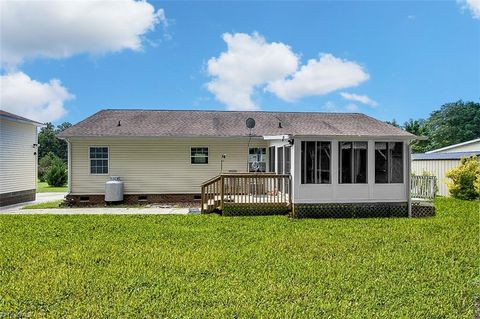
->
[411,175,437,200]
[201,173,292,213]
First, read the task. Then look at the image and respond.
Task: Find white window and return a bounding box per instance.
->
[90,147,108,174]
[249,147,266,172]
[191,147,208,164]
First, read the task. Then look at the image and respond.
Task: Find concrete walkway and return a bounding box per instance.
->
[1,207,193,215]
[0,192,198,215]
[0,192,67,213]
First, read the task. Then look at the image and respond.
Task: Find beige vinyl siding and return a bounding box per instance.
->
[411,159,460,196]
[69,137,268,194]
[441,142,480,153]
[0,119,37,194]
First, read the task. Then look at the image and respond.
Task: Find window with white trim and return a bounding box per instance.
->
[191,147,208,164]
[248,147,266,172]
[89,147,108,174]
[375,142,404,183]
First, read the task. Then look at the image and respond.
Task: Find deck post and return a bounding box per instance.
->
[201,185,205,213]
[220,175,225,211]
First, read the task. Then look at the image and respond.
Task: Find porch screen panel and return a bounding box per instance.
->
[339,142,353,183]
[375,142,388,183]
[320,142,331,183]
[354,142,367,183]
[301,141,330,184]
[375,142,403,183]
[390,142,403,183]
[339,142,367,184]
[268,146,275,173]
[284,147,291,174]
[277,147,284,174]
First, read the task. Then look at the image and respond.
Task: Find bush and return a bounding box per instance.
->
[445,156,480,200]
[38,152,60,182]
[45,157,68,187]
[475,174,480,195]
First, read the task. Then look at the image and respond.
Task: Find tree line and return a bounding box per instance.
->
[386,100,480,153]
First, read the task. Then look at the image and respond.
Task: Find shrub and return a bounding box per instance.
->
[45,157,68,187]
[38,152,60,182]
[475,174,480,195]
[445,156,480,200]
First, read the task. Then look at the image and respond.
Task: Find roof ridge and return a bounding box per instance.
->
[100,108,363,115]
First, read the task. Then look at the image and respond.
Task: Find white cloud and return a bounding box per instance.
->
[0,72,74,122]
[206,33,370,110]
[340,92,378,107]
[0,0,166,68]
[460,0,480,19]
[267,54,369,102]
[207,32,298,110]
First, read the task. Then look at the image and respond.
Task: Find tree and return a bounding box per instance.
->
[38,122,72,162]
[38,152,60,182]
[38,123,57,160]
[385,119,400,127]
[403,119,430,153]
[45,156,68,187]
[425,100,480,151]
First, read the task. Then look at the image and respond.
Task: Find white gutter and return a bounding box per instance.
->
[263,135,291,141]
[407,141,413,218]
[67,139,72,194]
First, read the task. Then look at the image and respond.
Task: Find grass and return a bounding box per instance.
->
[22,200,64,209]
[36,180,67,193]
[0,198,478,317]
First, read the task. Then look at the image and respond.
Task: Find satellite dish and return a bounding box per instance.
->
[246,118,256,129]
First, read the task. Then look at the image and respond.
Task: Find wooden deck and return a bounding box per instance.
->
[201,173,291,213]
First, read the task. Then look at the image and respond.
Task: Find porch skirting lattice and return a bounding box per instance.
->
[291,202,409,219]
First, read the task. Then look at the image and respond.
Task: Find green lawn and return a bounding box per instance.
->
[23,200,64,209]
[0,198,478,317]
[36,180,67,193]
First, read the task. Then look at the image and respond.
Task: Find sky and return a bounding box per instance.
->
[1,0,479,125]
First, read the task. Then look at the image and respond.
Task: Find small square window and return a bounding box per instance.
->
[191,147,208,164]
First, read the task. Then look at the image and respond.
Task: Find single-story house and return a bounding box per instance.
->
[58,109,423,217]
[412,138,480,196]
[0,110,44,206]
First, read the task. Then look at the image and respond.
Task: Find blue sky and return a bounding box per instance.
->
[1,1,479,125]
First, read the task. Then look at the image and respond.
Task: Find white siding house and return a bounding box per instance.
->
[411,138,480,196]
[59,109,418,217]
[0,110,44,206]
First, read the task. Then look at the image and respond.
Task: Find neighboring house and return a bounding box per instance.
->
[0,110,44,206]
[411,138,480,196]
[59,109,421,216]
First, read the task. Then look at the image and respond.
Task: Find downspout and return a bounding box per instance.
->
[407,141,412,218]
[67,139,72,194]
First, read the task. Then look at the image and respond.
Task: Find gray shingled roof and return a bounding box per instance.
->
[58,109,416,138]
[0,110,44,126]
[412,151,480,160]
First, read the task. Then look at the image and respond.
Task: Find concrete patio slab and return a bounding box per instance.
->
[0,206,193,215]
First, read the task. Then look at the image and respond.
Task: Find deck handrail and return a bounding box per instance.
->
[201,173,292,213]
[411,175,436,199]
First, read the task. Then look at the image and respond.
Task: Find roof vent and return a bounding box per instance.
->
[117,120,121,127]
[278,122,282,128]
